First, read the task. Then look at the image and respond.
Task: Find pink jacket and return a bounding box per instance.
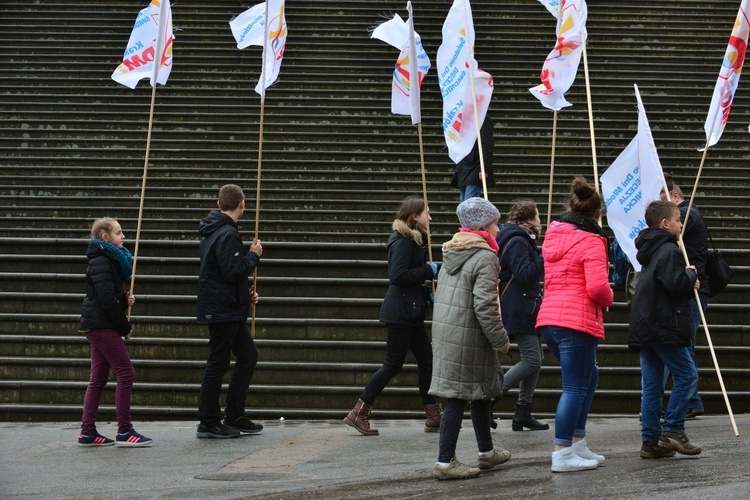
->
[535,221,614,339]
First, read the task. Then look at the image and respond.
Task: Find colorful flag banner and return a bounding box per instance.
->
[529,0,587,110]
[230,0,288,97]
[704,0,750,148]
[371,2,431,124]
[601,85,665,271]
[437,0,493,164]
[112,0,173,89]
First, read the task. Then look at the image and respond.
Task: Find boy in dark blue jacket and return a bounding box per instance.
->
[628,201,702,458]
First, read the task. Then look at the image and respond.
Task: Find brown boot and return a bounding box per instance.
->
[424,403,442,432]
[344,399,379,436]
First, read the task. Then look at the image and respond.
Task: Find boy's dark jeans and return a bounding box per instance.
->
[199,321,258,426]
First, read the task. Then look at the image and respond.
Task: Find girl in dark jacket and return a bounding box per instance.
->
[78,218,152,447]
[495,200,549,431]
[345,196,440,435]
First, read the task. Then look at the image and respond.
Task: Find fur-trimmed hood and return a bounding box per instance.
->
[392,219,424,247]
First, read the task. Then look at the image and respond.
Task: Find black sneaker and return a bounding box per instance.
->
[223,415,263,435]
[196,423,240,439]
[640,442,676,459]
[658,431,702,455]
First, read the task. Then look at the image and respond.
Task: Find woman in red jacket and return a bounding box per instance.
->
[536,178,613,472]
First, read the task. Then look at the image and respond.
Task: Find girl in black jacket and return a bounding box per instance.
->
[495,200,549,431]
[345,196,440,435]
[78,218,152,447]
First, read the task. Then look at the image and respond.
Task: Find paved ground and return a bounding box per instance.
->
[1,414,748,499]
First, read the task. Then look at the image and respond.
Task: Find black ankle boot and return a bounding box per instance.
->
[512,402,549,431]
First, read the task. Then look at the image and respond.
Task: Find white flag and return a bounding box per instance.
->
[112,0,173,89]
[529,0,587,110]
[230,0,288,97]
[601,84,665,271]
[371,3,431,124]
[704,0,750,148]
[437,0,493,163]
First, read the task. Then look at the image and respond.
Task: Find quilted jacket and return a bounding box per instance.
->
[429,232,509,401]
[535,220,614,339]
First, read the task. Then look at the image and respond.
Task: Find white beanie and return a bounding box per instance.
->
[456,197,501,229]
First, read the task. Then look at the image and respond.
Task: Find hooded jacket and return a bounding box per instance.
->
[197,210,259,325]
[628,228,697,350]
[496,223,544,335]
[79,241,131,335]
[429,232,509,401]
[379,219,435,326]
[535,218,613,339]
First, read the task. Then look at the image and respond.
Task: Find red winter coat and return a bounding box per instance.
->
[535,221,614,339]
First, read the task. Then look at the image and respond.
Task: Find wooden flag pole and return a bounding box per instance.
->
[127,0,168,319]
[669,140,739,436]
[250,0,271,339]
[546,110,558,230]
[661,172,739,436]
[127,82,157,319]
[417,122,433,263]
[581,40,600,194]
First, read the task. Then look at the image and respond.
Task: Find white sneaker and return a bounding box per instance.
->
[572,438,605,464]
[551,447,599,473]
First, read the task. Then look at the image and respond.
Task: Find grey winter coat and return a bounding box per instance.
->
[429,232,509,401]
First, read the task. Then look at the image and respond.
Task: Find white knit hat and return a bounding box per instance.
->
[456,197,501,229]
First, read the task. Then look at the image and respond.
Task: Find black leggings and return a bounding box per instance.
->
[360,324,436,405]
[438,398,493,463]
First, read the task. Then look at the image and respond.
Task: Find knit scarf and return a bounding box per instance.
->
[92,239,133,281]
[459,227,500,252]
[558,211,608,239]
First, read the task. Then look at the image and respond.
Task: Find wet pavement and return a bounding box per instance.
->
[1,414,748,499]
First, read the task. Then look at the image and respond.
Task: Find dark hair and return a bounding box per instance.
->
[218,184,245,211]
[567,177,602,218]
[664,172,674,192]
[395,195,426,230]
[507,199,538,224]
[90,217,117,239]
[645,200,679,229]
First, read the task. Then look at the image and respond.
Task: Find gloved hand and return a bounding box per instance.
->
[428,262,438,277]
[428,292,435,304]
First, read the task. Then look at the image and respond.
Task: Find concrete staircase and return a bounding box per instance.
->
[1,0,749,421]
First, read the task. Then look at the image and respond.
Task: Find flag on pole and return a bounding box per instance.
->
[112,0,173,89]
[371,2,431,124]
[601,84,665,271]
[529,0,587,111]
[704,0,750,148]
[437,0,494,164]
[230,0,288,97]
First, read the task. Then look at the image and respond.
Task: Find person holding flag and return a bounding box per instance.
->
[451,116,495,202]
[628,200,702,458]
[437,0,494,198]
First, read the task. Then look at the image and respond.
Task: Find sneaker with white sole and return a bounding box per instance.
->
[433,457,481,480]
[551,447,599,473]
[571,438,605,465]
[115,428,153,447]
[477,449,511,470]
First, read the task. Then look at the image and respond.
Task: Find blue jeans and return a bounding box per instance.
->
[640,345,698,443]
[540,326,600,447]
[360,324,436,406]
[663,293,707,412]
[459,184,482,202]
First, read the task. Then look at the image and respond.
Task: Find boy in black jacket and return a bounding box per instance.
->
[628,201,702,458]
